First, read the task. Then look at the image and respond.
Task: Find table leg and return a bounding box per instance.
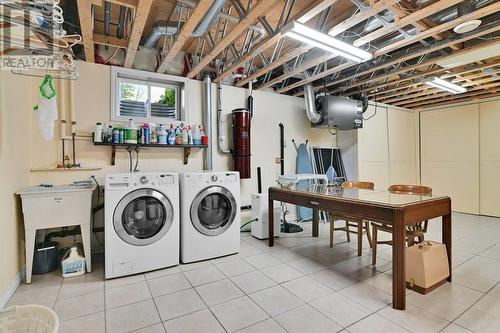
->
[24,229,36,284]
[81,224,92,272]
[269,197,274,247]
[312,209,319,237]
[443,208,452,282]
[392,210,406,310]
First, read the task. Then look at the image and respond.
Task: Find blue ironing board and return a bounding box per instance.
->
[296,142,313,221]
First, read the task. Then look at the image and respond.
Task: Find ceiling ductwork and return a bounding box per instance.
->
[454,0,482,33]
[142,21,181,48]
[192,0,226,37]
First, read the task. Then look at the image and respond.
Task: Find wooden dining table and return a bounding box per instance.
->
[268,185,452,310]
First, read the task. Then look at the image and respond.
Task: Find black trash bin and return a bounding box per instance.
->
[32,241,59,275]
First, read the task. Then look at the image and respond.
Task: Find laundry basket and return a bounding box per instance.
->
[0,305,59,333]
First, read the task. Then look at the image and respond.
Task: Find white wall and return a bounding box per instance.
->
[0,70,32,298]
[354,104,418,191]
[419,97,500,216]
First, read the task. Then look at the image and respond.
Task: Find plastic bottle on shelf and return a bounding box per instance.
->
[142,123,150,144]
[181,126,188,144]
[125,119,138,144]
[94,122,102,143]
[112,128,120,144]
[150,123,157,144]
[175,126,182,145]
[158,124,167,144]
[167,125,176,145]
[187,126,193,145]
[193,124,202,145]
[107,125,113,143]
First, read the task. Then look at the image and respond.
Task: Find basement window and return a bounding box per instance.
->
[111,67,187,123]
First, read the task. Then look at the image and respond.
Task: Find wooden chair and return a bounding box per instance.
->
[371,184,433,266]
[329,181,374,256]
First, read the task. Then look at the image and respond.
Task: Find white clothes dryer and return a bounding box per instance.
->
[180,171,240,263]
[105,172,179,278]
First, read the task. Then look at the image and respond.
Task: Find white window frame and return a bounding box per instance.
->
[111,66,188,124]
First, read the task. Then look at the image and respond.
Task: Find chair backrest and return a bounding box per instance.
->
[342,181,375,190]
[388,184,432,196]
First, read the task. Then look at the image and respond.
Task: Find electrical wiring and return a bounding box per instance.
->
[91,176,104,247]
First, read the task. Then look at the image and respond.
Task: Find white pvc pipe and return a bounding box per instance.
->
[69,80,76,134]
[59,79,67,138]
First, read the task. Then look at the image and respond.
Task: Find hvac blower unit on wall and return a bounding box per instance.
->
[304,84,368,130]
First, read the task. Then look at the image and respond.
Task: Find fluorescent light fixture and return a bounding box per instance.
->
[424,77,467,94]
[281,21,372,63]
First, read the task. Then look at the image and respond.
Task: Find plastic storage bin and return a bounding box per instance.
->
[0,305,59,333]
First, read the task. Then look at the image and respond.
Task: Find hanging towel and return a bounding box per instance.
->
[35,74,58,141]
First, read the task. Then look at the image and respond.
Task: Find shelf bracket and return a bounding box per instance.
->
[184,147,191,165]
[111,146,116,166]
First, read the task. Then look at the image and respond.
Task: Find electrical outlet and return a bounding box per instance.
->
[275,157,281,164]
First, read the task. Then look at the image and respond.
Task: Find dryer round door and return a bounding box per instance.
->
[190,186,237,236]
[114,188,174,246]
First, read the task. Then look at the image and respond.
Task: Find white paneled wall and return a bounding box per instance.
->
[479,100,500,216]
[354,104,417,192]
[419,99,500,216]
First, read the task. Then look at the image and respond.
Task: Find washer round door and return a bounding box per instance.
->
[190,186,237,236]
[114,189,174,246]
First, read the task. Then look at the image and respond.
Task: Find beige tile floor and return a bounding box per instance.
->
[7,212,500,333]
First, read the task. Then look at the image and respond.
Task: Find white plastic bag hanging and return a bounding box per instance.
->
[34,74,58,140]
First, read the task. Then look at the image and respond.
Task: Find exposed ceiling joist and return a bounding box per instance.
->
[213,0,338,83]
[317,23,500,94]
[157,0,213,74]
[413,88,500,109]
[327,0,401,36]
[76,0,100,63]
[238,0,400,88]
[123,0,153,68]
[94,33,128,49]
[374,1,500,56]
[353,0,462,47]
[187,0,281,79]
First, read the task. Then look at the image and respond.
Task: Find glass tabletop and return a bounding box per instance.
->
[274,184,448,207]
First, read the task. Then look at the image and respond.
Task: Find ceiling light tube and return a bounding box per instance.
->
[424,77,467,94]
[281,21,372,63]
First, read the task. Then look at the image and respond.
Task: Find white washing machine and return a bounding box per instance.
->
[180,171,240,263]
[105,172,179,279]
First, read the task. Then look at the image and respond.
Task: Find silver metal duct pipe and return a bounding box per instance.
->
[204,75,213,170]
[304,84,322,124]
[217,83,232,155]
[177,0,264,37]
[142,21,180,48]
[193,0,226,37]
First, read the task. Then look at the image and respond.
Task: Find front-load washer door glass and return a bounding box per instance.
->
[114,189,173,246]
[190,186,237,236]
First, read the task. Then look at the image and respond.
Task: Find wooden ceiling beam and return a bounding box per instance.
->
[412,89,500,110]
[375,66,500,102]
[364,57,500,97]
[353,0,462,47]
[76,0,100,63]
[320,29,500,95]
[395,82,500,107]
[239,0,400,88]
[373,1,500,57]
[157,0,213,74]
[213,0,338,83]
[93,33,129,49]
[187,0,281,79]
[123,0,153,68]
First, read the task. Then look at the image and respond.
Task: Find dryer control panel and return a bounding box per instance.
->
[183,172,239,186]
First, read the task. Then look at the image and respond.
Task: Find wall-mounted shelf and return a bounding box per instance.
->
[93,142,207,165]
[31,167,102,172]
